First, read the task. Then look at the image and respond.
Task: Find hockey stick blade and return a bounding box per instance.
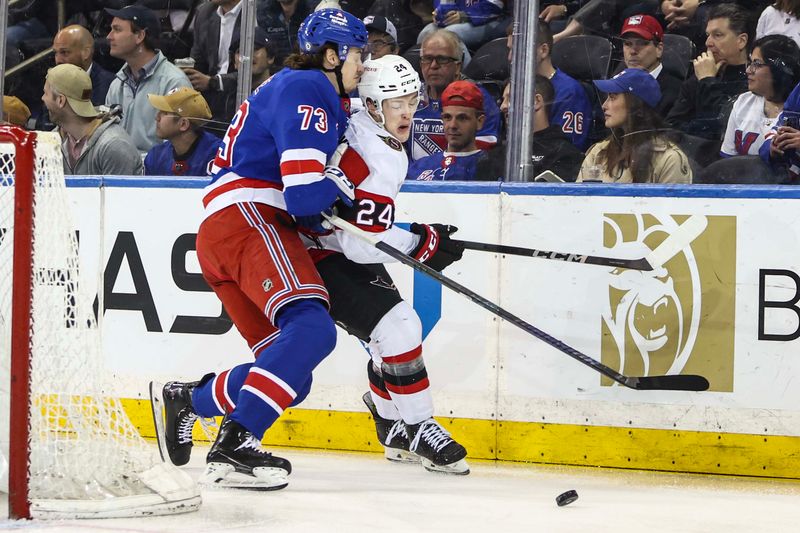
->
[645,214,708,269]
[324,214,708,392]
[455,240,653,270]
[626,374,710,392]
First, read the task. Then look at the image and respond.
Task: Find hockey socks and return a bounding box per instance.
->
[191,299,335,438]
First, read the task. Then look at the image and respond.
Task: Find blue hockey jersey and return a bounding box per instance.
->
[433,0,505,26]
[144,130,222,176]
[550,69,592,152]
[409,83,501,161]
[406,150,486,181]
[759,82,800,179]
[203,68,350,220]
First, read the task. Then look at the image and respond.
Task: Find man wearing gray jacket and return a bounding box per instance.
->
[105,5,191,153]
[43,63,143,176]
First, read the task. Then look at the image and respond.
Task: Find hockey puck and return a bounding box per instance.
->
[556,490,578,507]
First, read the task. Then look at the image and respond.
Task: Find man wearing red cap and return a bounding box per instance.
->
[407,80,488,180]
[619,14,682,115]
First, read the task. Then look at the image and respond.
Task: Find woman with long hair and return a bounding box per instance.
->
[721,34,800,157]
[578,68,692,183]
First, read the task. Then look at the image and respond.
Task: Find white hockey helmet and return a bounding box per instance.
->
[358,54,421,126]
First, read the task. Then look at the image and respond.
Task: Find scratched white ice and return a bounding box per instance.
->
[2,445,798,532]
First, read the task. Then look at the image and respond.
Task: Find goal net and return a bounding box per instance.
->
[0,127,200,519]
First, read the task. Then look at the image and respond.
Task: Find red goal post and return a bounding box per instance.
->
[0,126,200,520]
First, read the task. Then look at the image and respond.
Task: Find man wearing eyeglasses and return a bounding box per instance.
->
[409,29,501,161]
[619,14,682,115]
[363,15,399,60]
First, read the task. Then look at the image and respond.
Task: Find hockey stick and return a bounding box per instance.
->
[453,214,709,272]
[454,240,653,270]
[323,214,709,392]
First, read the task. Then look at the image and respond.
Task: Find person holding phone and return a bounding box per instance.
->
[759,81,800,180]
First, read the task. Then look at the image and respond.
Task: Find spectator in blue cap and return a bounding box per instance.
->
[578,68,693,183]
[104,4,192,153]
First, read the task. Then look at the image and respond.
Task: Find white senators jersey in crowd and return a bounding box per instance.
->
[314,110,420,263]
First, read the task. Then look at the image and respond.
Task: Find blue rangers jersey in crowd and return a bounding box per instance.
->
[759,82,800,178]
[550,68,592,152]
[144,130,222,176]
[202,68,350,220]
[433,0,506,26]
[406,150,486,181]
[409,83,501,161]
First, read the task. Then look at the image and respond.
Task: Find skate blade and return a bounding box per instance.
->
[149,381,170,464]
[200,462,289,491]
[385,448,419,464]
[419,457,470,475]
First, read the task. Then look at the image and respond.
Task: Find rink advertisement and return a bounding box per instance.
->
[66,179,800,479]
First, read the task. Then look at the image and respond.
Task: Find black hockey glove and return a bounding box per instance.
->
[409,223,465,272]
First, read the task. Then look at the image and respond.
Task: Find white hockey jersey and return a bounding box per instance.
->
[315,110,420,264]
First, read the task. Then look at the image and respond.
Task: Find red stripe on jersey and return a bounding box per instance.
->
[280,159,324,177]
[214,369,232,412]
[244,371,295,411]
[476,138,497,150]
[355,189,393,205]
[203,178,282,208]
[308,248,338,264]
[369,381,392,400]
[339,148,371,186]
[382,345,422,365]
[385,377,430,396]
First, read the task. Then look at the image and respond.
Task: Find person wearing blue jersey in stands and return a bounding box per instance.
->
[760,81,800,181]
[407,80,488,180]
[154,9,367,490]
[144,87,222,176]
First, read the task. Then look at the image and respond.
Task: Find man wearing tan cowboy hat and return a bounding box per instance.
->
[42,63,142,175]
[144,86,222,176]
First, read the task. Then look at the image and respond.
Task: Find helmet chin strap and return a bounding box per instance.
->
[322,63,348,98]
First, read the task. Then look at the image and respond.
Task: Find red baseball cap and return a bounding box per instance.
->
[620,14,663,42]
[441,80,484,111]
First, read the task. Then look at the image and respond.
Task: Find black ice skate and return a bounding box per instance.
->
[202,417,292,490]
[407,418,470,475]
[162,380,200,466]
[362,392,418,464]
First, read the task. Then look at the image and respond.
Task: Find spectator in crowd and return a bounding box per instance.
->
[408,29,501,161]
[721,34,800,157]
[205,26,281,129]
[540,1,591,32]
[144,87,222,176]
[478,75,585,181]
[660,0,770,51]
[534,20,592,151]
[2,96,31,128]
[53,25,115,106]
[184,0,242,95]
[756,0,800,47]
[368,0,430,53]
[665,3,753,141]
[417,0,511,50]
[105,5,192,153]
[760,66,800,180]
[618,15,683,115]
[578,68,692,183]
[407,80,489,180]
[364,15,400,59]
[552,0,660,43]
[257,0,315,60]
[43,64,143,176]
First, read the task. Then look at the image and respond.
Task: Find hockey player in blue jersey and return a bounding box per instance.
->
[155,9,367,490]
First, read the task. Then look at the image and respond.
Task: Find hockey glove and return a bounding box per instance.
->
[409,223,465,271]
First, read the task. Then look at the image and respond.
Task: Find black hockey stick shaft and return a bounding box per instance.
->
[454,240,653,271]
[325,216,709,392]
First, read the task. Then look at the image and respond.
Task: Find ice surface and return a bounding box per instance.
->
[2,444,798,532]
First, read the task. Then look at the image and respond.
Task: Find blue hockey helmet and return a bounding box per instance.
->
[297,9,368,62]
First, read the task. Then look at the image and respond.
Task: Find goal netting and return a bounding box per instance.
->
[0,127,200,519]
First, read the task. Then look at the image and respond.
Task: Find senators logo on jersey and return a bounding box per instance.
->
[378,134,403,151]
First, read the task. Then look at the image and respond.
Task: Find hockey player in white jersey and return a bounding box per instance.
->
[309,54,469,474]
